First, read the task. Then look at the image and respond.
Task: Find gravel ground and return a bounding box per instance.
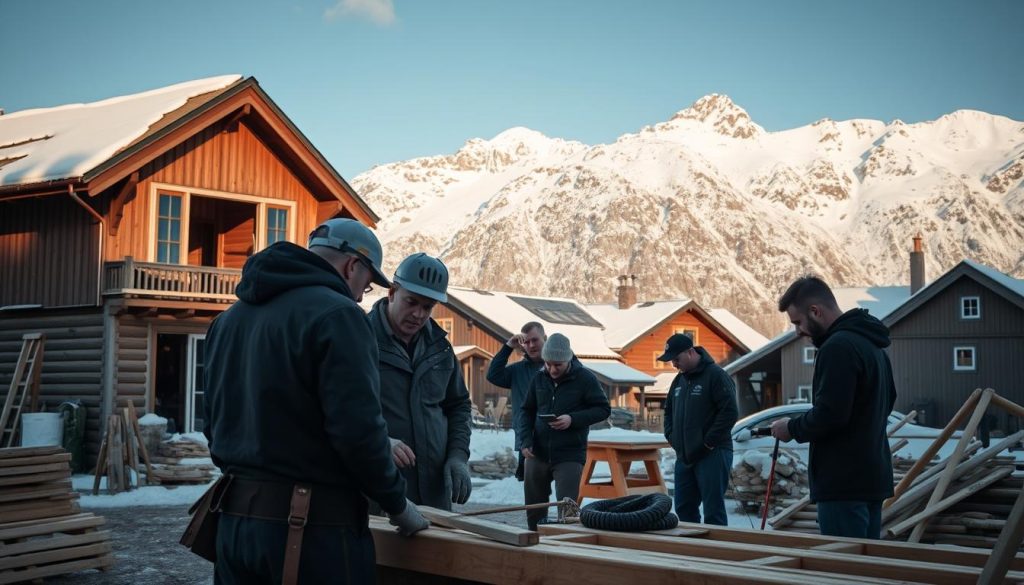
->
[49,502,529,584]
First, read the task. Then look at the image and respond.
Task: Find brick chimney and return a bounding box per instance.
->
[616,274,638,309]
[910,233,925,295]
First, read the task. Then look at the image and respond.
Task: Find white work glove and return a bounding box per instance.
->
[388,498,430,537]
[444,456,472,505]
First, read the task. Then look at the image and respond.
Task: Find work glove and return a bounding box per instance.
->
[444,456,472,505]
[388,499,430,537]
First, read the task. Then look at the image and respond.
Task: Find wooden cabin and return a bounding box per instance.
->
[0,76,380,461]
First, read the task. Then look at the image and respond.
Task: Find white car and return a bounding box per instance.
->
[731,404,964,462]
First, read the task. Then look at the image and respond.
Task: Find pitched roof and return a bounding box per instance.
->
[884,260,1024,326]
[707,308,770,351]
[446,286,619,359]
[581,360,656,386]
[584,300,691,349]
[0,76,241,186]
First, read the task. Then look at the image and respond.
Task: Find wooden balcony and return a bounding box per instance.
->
[103,257,241,302]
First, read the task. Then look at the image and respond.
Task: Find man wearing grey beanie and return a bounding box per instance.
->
[520,333,611,529]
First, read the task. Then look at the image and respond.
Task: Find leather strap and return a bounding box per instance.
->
[282,484,311,585]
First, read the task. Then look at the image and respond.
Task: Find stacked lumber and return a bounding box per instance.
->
[0,446,113,583]
[148,437,216,486]
[92,402,154,494]
[729,448,808,515]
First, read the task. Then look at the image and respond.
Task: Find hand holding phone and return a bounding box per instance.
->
[538,414,557,423]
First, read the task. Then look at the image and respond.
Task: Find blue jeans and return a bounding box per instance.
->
[816,500,883,539]
[215,513,376,584]
[673,448,732,525]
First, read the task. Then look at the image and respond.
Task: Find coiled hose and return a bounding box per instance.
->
[579,493,679,532]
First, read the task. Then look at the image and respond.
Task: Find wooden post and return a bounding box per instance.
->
[886,388,982,508]
[979,481,1024,585]
[888,466,1013,538]
[907,388,994,542]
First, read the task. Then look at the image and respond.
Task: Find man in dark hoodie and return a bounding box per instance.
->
[771,275,897,539]
[368,253,473,511]
[659,334,738,525]
[203,219,428,585]
[521,334,610,530]
[486,321,547,481]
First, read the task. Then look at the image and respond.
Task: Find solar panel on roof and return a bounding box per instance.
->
[508,296,603,327]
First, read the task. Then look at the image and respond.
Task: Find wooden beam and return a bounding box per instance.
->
[173,309,196,320]
[908,388,994,542]
[222,104,251,132]
[107,172,139,236]
[886,388,982,507]
[979,482,1024,585]
[889,466,1014,538]
[418,506,538,547]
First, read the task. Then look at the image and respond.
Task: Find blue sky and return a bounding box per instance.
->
[2,0,1021,177]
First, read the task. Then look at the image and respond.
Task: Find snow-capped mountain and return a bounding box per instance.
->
[353,94,1024,336]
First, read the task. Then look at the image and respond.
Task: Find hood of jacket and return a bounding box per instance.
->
[235,242,353,305]
[682,347,715,380]
[815,308,891,349]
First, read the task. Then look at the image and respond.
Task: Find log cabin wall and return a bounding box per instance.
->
[102,119,329,263]
[0,196,100,308]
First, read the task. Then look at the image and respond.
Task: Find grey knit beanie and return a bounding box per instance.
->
[541,333,573,362]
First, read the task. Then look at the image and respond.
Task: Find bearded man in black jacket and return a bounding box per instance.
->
[771,275,897,539]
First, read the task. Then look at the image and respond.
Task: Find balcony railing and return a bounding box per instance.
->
[103,257,241,302]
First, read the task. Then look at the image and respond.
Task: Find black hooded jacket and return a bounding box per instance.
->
[521,358,610,465]
[787,308,898,503]
[663,347,738,465]
[203,242,407,516]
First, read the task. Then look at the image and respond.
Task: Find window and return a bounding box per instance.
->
[953,346,976,371]
[674,327,699,344]
[652,351,671,370]
[788,385,812,404]
[156,193,182,263]
[803,346,818,364]
[436,318,454,335]
[507,296,603,327]
[267,207,289,245]
[960,296,980,319]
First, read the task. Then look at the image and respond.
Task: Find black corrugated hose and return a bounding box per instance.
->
[579,494,679,531]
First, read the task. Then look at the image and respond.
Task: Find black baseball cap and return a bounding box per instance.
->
[656,333,694,362]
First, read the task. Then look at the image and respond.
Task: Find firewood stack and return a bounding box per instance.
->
[0,446,114,582]
[469,448,518,479]
[729,448,809,516]
[148,436,217,485]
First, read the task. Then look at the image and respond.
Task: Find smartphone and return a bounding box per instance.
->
[539,414,557,422]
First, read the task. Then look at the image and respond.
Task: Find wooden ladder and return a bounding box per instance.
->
[0,332,46,447]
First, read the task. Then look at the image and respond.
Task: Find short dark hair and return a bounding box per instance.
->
[778,275,839,312]
[521,321,545,335]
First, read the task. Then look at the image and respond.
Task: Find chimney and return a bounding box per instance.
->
[616,274,638,309]
[910,233,925,295]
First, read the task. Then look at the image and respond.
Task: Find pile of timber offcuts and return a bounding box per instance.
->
[728,448,808,515]
[368,508,1024,584]
[0,446,113,583]
[469,448,518,480]
[148,436,217,486]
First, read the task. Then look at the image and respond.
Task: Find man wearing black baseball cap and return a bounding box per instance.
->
[659,333,738,525]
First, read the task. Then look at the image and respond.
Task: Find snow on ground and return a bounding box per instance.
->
[73,473,212,508]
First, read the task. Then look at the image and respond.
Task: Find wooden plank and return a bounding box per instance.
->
[539,523,1013,584]
[419,506,538,547]
[908,388,995,542]
[0,462,70,477]
[0,500,79,523]
[0,514,105,540]
[0,470,68,487]
[126,401,154,483]
[812,542,863,554]
[977,482,1024,585]
[0,529,109,559]
[0,541,111,570]
[0,482,72,503]
[0,453,71,467]
[886,388,981,508]
[0,446,63,460]
[744,556,802,568]
[0,554,113,585]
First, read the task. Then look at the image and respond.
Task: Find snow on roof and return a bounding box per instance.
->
[964,259,1024,299]
[583,300,690,349]
[646,372,679,396]
[707,308,770,351]
[832,285,910,319]
[581,360,656,385]
[447,286,619,358]
[0,75,241,186]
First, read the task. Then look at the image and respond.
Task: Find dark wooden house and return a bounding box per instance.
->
[0,76,380,461]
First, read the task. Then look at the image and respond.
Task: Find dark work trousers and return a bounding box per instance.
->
[816,500,883,539]
[214,513,376,584]
[673,448,733,526]
[523,457,583,530]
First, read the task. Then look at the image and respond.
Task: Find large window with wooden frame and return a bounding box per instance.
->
[953,346,976,371]
[653,352,672,370]
[156,193,183,263]
[436,318,454,336]
[674,327,699,344]
[148,183,296,268]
